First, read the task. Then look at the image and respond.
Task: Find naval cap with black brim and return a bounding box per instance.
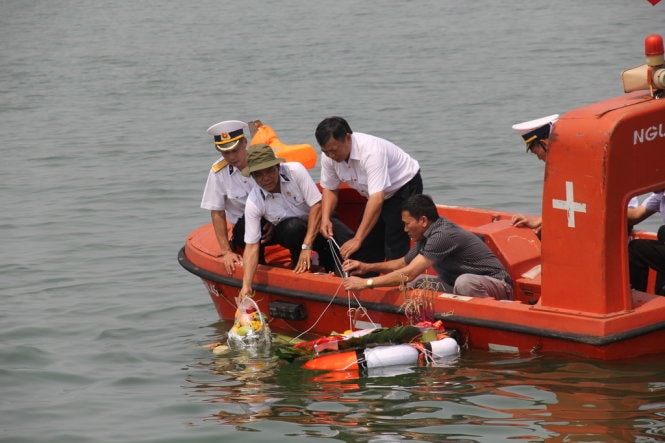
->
[207,120,248,152]
[512,114,559,151]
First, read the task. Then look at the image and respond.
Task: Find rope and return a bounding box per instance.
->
[328,237,379,331]
[327,237,347,278]
[261,237,382,343]
[289,279,344,342]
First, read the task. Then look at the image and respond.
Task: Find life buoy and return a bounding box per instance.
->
[302,337,459,372]
[249,123,318,169]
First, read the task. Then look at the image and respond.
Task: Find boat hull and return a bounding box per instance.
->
[178,227,665,360]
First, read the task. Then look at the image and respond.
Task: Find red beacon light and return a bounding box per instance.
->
[621,33,665,97]
[645,34,664,65]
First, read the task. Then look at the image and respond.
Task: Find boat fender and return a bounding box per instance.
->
[363,344,421,369]
[428,337,461,359]
[302,337,459,372]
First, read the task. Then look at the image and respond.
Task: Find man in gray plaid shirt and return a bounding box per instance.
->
[342,194,513,300]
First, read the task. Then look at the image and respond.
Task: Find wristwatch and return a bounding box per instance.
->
[366,278,374,289]
[301,244,312,250]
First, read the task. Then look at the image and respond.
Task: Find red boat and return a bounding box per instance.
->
[179,35,665,360]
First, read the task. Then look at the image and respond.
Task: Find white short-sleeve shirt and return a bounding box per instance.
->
[320,132,420,199]
[244,162,322,244]
[200,159,255,224]
[641,191,665,222]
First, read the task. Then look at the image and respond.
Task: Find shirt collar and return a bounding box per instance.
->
[422,217,441,239]
[347,134,360,162]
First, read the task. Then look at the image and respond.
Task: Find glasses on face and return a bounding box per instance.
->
[321,144,339,157]
[321,135,349,158]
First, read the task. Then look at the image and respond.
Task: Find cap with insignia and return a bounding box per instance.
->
[512,114,559,151]
[207,120,249,152]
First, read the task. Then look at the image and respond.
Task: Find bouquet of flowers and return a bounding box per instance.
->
[227,295,271,349]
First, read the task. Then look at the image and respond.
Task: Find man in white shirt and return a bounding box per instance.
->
[315,116,423,261]
[628,191,665,294]
[201,120,265,275]
[627,191,665,226]
[238,144,354,297]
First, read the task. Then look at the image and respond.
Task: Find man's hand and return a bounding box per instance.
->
[511,214,542,230]
[343,276,371,291]
[261,222,275,244]
[320,218,334,239]
[294,249,312,274]
[221,252,243,275]
[239,285,254,298]
[342,259,367,276]
[340,237,362,260]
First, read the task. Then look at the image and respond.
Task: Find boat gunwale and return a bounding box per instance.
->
[178,247,665,347]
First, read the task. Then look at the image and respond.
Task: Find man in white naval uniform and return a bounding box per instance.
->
[200,120,268,274]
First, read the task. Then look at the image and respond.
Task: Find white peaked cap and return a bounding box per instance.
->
[512,114,559,136]
[207,120,249,152]
[512,114,559,147]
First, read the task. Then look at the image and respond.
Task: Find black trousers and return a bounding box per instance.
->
[629,236,665,294]
[365,171,423,260]
[231,216,266,264]
[271,215,356,274]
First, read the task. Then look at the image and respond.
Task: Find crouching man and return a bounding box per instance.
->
[238,144,355,297]
[342,194,513,300]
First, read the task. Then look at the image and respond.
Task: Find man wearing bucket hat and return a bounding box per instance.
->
[200,120,271,274]
[238,144,357,297]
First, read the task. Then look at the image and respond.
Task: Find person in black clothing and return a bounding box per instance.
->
[629,225,665,295]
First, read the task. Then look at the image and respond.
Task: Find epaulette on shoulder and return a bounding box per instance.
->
[211,159,229,173]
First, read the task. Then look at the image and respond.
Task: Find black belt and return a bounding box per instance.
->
[389,170,422,201]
